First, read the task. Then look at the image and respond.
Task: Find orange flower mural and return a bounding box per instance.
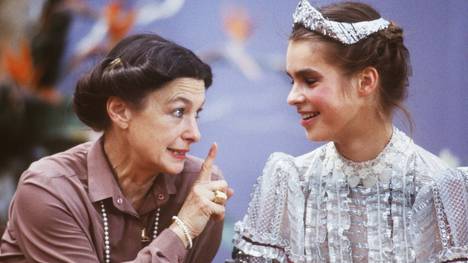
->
[105,1,136,46]
[2,40,36,89]
[223,7,253,43]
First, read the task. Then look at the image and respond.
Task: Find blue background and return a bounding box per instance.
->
[57,0,468,261]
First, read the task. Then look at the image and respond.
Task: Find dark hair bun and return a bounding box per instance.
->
[73,34,212,131]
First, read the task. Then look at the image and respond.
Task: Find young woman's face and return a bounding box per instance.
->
[286,40,363,142]
[126,78,205,175]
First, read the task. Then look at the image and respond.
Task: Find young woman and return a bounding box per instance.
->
[231,1,468,262]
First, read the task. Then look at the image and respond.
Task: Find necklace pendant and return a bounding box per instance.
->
[141,228,150,243]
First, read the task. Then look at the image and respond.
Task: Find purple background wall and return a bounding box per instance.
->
[60,1,467,262]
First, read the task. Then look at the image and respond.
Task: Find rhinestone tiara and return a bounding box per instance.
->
[292,0,390,45]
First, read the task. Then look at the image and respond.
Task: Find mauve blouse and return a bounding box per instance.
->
[0,138,224,262]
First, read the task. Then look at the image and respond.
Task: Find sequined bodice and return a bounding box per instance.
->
[232,128,468,263]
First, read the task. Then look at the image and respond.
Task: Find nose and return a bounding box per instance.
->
[182,117,201,143]
[287,84,305,106]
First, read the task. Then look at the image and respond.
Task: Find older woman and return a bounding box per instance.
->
[0,33,232,263]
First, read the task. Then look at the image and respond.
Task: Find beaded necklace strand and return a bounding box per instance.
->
[100,201,161,263]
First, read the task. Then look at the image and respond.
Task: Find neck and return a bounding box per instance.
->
[103,129,158,209]
[334,119,393,162]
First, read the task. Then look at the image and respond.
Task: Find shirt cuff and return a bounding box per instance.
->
[151,228,187,261]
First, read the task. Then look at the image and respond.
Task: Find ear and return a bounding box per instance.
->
[106,96,132,129]
[357,66,379,97]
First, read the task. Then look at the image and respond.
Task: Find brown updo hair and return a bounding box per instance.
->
[290,2,412,124]
[73,33,213,131]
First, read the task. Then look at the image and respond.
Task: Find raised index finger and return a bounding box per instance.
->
[198,143,218,182]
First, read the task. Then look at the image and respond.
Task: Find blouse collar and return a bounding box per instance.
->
[327,127,411,188]
[87,136,177,216]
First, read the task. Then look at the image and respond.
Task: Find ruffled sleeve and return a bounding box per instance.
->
[231,152,301,263]
[412,168,468,262]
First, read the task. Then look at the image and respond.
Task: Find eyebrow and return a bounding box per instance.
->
[168,95,206,109]
[169,96,192,105]
[286,68,319,78]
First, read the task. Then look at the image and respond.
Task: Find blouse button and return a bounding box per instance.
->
[157,193,165,200]
[116,197,123,205]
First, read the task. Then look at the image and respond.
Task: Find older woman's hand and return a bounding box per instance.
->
[170,143,233,246]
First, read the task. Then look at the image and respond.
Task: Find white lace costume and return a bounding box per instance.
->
[232,128,468,262]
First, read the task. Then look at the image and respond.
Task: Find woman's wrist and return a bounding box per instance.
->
[169,216,193,249]
[169,223,188,248]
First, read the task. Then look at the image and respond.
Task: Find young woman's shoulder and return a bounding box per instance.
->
[294,144,328,167]
[412,143,452,186]
[414,144,450,172]
[265,144,327,177]
[255,152,297,189]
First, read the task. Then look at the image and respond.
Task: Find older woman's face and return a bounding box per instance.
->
[126,78,205,175]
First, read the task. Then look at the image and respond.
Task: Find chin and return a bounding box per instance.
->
[305,128,330,142]
[169,162,185,175]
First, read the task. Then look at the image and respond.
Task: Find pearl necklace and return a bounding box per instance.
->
[100,201,161,263]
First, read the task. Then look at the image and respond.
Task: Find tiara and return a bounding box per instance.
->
[292,0,390,45]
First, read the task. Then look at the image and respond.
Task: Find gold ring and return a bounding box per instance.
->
[213,190,227,204]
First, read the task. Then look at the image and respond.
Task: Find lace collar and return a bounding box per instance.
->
[326,127,411,188]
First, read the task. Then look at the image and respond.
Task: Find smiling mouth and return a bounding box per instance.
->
[168,148,188,159]
[301,112,320,120]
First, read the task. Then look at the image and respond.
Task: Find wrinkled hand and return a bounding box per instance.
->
[171,143,234,243]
